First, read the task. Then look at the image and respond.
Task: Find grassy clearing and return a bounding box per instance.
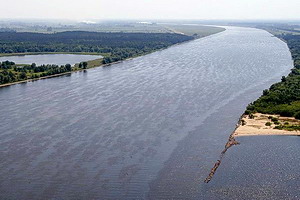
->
[164,24,225,38]
[13,23,225,37]
[15,24,170,34]
[74,58,104,69]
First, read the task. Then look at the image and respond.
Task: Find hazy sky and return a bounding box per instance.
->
[1,0,299,20]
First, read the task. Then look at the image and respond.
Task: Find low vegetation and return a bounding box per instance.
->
[165,25,225,38]
[0,60,92,85]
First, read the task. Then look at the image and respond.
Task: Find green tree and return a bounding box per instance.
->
[19,72,27,80]
[65,64,72,71]
[82,62,88,69]
[31,63,36,68]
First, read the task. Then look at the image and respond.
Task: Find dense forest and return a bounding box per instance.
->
[246,33,300,123]
[0,31,193,64]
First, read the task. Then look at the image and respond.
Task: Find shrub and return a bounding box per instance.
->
[274,121,280,125]
[241,120,246,126]
[19,72,27,80]
[274,125,282,130]
[249,114,255,119]
[271,117,279,122]
[263,89,269,96]
[244,110,251,115]
[265,122,272,126]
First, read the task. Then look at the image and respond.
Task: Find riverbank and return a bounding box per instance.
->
[232,26,300,137]
[0,48,176,88]
[0,57,123,88]
[233,113,300,137]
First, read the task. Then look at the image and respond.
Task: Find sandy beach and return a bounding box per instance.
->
[233,113,300,137]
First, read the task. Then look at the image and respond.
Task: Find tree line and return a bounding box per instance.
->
[0,31,193,64]
[0,61,77,84]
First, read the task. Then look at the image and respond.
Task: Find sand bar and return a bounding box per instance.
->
[234,113,300,137]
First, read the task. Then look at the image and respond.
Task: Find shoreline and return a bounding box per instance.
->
[233,113,300,137]
[0,53,149,88]
[0,29,226,88]
[230,29,297,138]
[0,58,128,88]
[205,27,297,184]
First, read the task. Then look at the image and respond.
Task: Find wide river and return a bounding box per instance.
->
[0,27,299,199]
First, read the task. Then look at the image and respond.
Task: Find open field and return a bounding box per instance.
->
[0,20,225,37]
[74,58,103,68]
[0,22,171,34]
[265,28,300,36]
[163,24,226,37]
[15,24,171,34]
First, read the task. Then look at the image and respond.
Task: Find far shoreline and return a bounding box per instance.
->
[0,28,226,88]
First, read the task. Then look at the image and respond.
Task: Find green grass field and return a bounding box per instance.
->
[12,23,171,34]
[8,22,225,37]
[163,24,226,38]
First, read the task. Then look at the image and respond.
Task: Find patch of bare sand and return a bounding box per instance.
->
[233,113,300,137]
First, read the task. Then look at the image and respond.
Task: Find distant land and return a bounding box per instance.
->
[0,23,225,86]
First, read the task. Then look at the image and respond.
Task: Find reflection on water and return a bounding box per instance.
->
[0,54,102,66]
[0,27,297,199]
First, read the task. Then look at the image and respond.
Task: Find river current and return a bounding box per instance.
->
[0,27,298,199]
